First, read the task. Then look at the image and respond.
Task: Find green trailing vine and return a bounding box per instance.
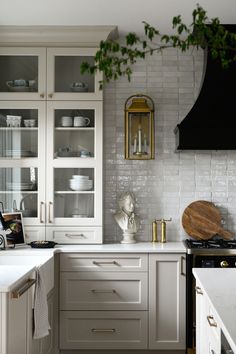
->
[80,4,236,88]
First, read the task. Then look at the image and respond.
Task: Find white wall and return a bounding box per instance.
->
[1,0,236,35]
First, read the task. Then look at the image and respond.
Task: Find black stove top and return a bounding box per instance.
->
[185,238,236,254]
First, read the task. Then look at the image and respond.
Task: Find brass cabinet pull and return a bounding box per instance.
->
[40,201,44,223]
[65,233,85,238]
[48,93,53,98]
[207,315,217,327]
[48,201,53,223]
[91,328,116,333]
[11,279,36,299]
[91,289,116,294]
[39,93,45,98]
[93,261,118,266]
[195,286,203,295]
[180,256,185,275]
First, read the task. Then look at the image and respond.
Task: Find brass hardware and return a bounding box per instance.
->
[180,256,185,276]
[93,261,118,266]
[91,289,116,293]
[220,260,229,268]
[207,315,217,327]
[40,93,45,98]
[156,218,172,243]
[48,93,53,98]
[40,201,44,223]
[91,328,116,333]
[11,279,36,299]
[195,286,203,295]
[152,220,158,242]
[65,233,85,238]
[124,94,155,160]
[48,201,53,223]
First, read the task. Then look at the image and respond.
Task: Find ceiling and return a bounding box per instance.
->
[1,0,236,36]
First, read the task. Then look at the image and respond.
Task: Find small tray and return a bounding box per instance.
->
[28,241,57,248]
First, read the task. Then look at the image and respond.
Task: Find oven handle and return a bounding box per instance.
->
[195,286,203,295]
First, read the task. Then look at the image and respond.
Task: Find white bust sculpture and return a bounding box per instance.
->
[114,191,140,244]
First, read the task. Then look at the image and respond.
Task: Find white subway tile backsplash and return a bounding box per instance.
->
[103,46,236,242]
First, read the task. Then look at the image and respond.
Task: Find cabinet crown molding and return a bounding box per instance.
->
[0,25,118,47]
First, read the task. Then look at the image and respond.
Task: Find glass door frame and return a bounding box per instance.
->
[0,47,46,101]
[46,100,103,226]
[46,47,103,101]
[0,100,46,226]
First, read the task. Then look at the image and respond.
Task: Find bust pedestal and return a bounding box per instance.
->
[121,231,136,244]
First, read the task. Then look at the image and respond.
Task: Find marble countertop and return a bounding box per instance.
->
[193,268,236,352]
[0,241,185,292]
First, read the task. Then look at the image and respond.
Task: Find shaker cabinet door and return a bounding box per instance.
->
[149,253,186,350]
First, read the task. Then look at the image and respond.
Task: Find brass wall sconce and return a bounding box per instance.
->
[124,94,155,160]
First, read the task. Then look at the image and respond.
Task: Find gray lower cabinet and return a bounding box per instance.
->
[149,253,186,350]
[59,252,186,351]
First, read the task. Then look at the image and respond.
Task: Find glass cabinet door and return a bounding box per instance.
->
[0,101,46,225]
[0,48,46,100]
[46,101,102,226]
[47,48,102,100]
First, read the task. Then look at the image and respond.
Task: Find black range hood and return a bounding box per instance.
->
[175,25,236,151]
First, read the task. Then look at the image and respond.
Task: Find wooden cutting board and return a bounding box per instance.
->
[182,200,233,240]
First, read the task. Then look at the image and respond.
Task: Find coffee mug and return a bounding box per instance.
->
[74,116,90,127]
[61,116,73,127]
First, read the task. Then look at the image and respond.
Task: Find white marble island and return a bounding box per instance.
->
[193,268,236,353]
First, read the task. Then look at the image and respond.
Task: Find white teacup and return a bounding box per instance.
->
[74,116,90,127]
[61,116,73,127]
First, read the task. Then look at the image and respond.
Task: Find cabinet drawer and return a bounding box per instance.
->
[47,227,102,244]
[60,253,148,271]
[60,272,147,310]
[60,310,148,349]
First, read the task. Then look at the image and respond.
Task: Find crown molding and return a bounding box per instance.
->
[0,25,118,47]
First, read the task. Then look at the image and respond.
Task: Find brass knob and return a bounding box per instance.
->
[48,93,53,98]
[40,93,45,98]
[220,260,229,268]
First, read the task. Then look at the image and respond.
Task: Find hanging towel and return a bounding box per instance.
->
[33,267,51,339]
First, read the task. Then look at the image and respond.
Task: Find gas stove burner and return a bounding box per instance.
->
[185,238,236,249]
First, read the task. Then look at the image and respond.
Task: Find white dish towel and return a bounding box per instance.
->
[33,267,51,339]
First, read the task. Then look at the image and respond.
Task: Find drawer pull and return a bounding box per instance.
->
[207,315,217,327]
[65,233,85,238]
[93,261,118,266]
[91,328,116,333]
[11,278,36,299]
[91,289,116,294]
[195,286,203,295]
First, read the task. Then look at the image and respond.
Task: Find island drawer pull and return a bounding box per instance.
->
[65,233,85,238]
[91,328,116,333]
[91,289,116,294]
[11,278,36,299]
[195,286,203,295]
[207,315,217,327]
[93,261,118,266]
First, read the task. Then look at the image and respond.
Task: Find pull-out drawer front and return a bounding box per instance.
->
[60,253,148,272]
[60,272,147,310]
[47,227,102,244]
[60,311,148,350]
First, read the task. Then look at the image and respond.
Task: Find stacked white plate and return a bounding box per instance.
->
[6,182,36,191]
[69,175,93,191]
